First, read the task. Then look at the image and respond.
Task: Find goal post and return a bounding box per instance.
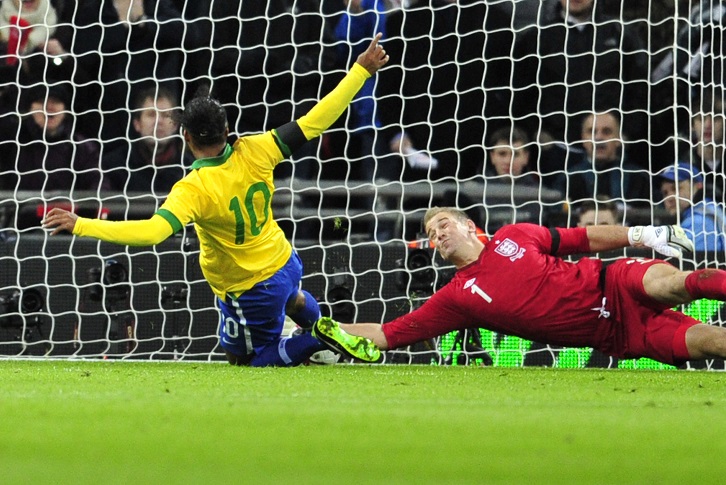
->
[0,1,724,369]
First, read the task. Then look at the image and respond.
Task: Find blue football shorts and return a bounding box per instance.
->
[217,251,303,357]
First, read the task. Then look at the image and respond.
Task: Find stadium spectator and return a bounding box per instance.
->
[475,124,557,233]
[485,126,537,185]
[103,87,191,196]
[450,124,563,236]
[658,162,726,252]
[0,2,99,138]
[71,0,185,146]
[512,0,649,179]
[0,0,57,63]
[651,1,726,144]
[338,206,726,367]
[41,35,389,367]
[0,0,63,114]
[375,0,514,239]
[684,92,726,202]
[575,199,620,227]
[0,84,106,195]
[562,111,649,206]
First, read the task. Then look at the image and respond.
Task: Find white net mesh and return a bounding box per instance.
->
[0,1,724,369]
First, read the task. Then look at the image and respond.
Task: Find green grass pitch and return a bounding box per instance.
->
[2,361,726,484]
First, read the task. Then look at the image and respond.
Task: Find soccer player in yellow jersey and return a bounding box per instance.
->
[42,35,389,366]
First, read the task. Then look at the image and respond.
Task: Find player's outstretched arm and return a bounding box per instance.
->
[290,34,389,142]
[42,208,174,246]
[339,322,390,350]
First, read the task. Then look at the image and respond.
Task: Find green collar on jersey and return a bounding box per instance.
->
[190,143,233,170]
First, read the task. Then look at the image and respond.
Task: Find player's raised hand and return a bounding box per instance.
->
[41,208,79,236]
[355,33,389,76]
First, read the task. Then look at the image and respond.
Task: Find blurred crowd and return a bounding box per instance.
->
[0,0,724,249]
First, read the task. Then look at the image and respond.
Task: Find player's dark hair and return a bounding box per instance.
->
[178,86,228,147]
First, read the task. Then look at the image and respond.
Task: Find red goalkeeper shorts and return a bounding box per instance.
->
[603,258,698,365]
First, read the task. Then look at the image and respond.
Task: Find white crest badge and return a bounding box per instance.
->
[494,238,526,262]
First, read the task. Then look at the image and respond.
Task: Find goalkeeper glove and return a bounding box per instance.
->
[627,225,695,258]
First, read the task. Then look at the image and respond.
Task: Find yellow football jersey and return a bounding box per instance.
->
[157,134,291,298]
[71,63,371,300]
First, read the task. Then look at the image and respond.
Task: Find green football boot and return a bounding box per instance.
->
[312,317,381,363]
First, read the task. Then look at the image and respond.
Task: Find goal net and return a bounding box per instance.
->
[0,1,724,370]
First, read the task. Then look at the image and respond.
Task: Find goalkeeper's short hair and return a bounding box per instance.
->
[423,207,470,228]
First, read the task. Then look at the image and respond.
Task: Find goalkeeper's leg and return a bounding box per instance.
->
[682,268,726,360]
[684,324,726,360]
[640,262,726,360]
[642,263,726,306]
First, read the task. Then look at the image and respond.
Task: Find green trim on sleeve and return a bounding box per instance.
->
[155,209,183,233]
[272,121,308,157]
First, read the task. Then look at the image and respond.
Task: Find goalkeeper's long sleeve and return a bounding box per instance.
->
[73,214,174,246]
[296,63,370,140]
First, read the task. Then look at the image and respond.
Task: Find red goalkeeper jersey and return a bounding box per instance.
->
[383,223,616,350]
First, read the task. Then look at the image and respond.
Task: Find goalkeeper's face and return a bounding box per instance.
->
[425,212,473,262]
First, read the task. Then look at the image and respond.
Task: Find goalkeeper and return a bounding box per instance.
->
[338,207,726,366]
[42,35,388,367]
